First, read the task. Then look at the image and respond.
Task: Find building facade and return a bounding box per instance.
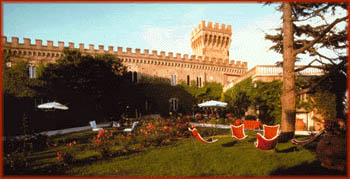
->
[2,20,248,88]
[228,65,325,134]
[2,20,325,133]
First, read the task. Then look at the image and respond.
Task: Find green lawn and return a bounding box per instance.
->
[5,129,345,176]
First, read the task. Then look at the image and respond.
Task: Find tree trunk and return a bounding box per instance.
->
[280,2,296,142]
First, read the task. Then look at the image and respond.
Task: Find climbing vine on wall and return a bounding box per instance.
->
[223,77,337,125]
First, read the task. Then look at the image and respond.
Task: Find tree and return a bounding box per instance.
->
[134,76,196,116]
[3,53,45,136]
[179,81,223,103]
[222,78,253,118]
[39,49,127,122]
[265,3,347,141]
[3,54,43,98]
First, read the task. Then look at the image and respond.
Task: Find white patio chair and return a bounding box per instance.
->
[89,120,103,131]
[112,121,121,128]
[123,121,139,132]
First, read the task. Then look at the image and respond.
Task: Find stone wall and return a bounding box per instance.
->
[191,20,232,60]
[2,36,248,86]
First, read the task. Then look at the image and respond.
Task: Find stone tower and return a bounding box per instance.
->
[191,20,232,60]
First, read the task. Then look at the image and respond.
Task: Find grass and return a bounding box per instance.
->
[6,129,346,176]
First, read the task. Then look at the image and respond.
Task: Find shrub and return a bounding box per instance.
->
[245,115,257,120]
[115,134,133,153]
[56,140,77,165]
[135,117,190,148]
[3,150,29,175]
[217,118,226,124]
[209,118,217,124]
[91,129,116,159]
[31,134,49,152]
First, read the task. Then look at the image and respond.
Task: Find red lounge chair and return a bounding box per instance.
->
[263,124,280,139]
[243,120,261,130]
[255,124,280,150]
[188,127,218,144]
[230,124,248,140]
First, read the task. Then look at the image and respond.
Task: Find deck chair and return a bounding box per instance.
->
[112,121,121,128]
[89,120,103,131]
[123,121,139,132]
[188,127,218,144]
[291,130,325,145]
[230,124,248,140]
[255,124,280,150]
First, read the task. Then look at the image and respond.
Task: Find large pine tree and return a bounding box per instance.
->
[265,3,348,141]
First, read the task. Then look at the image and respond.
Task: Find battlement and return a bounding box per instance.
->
[191,20,232,60]
[191,20,232,37]
[2,36,247,69]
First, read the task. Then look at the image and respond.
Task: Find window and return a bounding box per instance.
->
[169,98,179,112]
[28,66,36,79]
[170,74,176,86]
[187,75,190,86]
[128,71,138,83]
[196,77,202,87]
[132,71,138,83]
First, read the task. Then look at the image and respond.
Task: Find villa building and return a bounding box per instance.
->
[2,20,325,133]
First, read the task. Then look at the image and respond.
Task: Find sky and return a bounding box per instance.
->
[2,3,346,69]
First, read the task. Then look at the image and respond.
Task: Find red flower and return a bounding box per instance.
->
[57,152,62,160]
[162,126,169,131]
[72,141,77,145]
[96,139,102,145]
[97,129,105,138]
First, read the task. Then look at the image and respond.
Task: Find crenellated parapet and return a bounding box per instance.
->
[191,20,232,60]
[2,36,248,71]
[191,20,232,35]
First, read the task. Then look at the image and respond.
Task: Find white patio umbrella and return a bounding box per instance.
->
[37,102,69,110]
[198,100,227,108]
[198,100,227,118]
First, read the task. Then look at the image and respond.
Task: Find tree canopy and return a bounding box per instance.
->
[3,53,43,98]
[265,2,347,140]
[39,49,127,121]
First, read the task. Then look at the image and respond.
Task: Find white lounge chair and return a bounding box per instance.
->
[89,120,103,131]
[123,121,139,132]
[112,121,121,128]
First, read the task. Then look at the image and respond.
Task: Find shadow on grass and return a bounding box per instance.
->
[222,141,237,147]
[248,138,256,143]
[270,160,346,176]
[275,146,300,153]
